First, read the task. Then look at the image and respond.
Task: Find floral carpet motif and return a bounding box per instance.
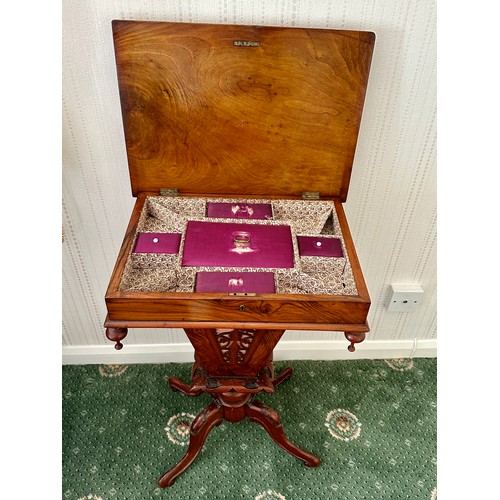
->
[63,359,437,499]
[165,412,196,446]
[325,408,362,441]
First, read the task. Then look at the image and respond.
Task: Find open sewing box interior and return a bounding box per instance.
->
[105,21,374,325]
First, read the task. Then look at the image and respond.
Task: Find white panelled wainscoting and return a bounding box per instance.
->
[62,0,436,362]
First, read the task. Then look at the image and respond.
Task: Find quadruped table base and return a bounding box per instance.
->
[160,364,319,487]
[105,325,366,487]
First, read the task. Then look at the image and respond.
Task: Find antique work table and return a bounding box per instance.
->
[104,21,374,487]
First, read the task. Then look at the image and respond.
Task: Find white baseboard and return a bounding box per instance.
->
[62,338,436,365]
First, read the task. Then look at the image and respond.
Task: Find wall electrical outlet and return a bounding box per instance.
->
[387,285,424,312]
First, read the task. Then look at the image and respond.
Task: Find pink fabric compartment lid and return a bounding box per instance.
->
[297,236,344,257]
[206,202,272,220]
[133,232,182,254]
[195,271,276,293]
[182,221,294,268]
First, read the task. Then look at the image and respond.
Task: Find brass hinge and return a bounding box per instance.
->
[302,191,320,199]
[160,188,179,196]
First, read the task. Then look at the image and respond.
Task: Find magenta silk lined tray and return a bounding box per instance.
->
[297,236,344,257]
[182,221,294,268]
[195,271,276,293]
[206,202,272,220]
[133,233,182,254]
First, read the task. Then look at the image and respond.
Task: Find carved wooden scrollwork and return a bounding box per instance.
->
[214,329,256,365]
[215,330,233,363]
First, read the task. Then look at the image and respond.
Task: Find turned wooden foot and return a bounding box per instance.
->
[158,400,224,487]
[105,327,128,350]
[344,331,366,352]
[246,398,320,467]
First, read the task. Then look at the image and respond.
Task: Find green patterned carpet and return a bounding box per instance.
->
[62,359,436,499]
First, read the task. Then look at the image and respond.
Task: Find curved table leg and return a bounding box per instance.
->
[272,367,293,388]
[246,399,320,467]
[169,376,203,397]
[158,400,224,487]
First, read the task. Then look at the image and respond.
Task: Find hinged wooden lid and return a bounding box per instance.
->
[112,21,375,200]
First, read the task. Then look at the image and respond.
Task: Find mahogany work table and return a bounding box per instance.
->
[104,21,374,487]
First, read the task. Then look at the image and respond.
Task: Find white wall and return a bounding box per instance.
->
[62,0,436,360]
